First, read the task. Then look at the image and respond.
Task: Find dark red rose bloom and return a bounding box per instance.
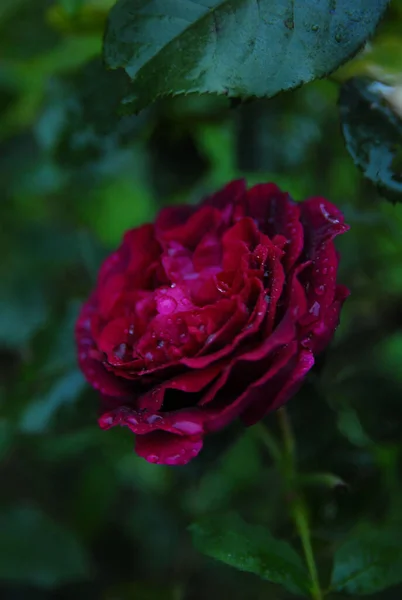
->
[76,180,349,465]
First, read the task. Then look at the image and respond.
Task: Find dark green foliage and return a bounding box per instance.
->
[2,1,402,599]
[190,514,310,595]
[331,525,402,594]
[0,508,91,587]
[340,77,402,203]
[104,0,390,112]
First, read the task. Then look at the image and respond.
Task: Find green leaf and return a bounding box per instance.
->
[339,76,402,203]
[331,525,402,594]
[0,507,91,588]
[189,514,310,595]
[103,0,390,112]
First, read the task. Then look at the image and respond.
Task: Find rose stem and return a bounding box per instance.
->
[277,408,323,600]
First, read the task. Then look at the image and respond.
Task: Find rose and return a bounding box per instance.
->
[76,180,349,465]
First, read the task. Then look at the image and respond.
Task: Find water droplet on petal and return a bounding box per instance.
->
[310,301,321,316]
[315,285,325,296]
[114,343,128,360]
[320,203,340,224]
[146,414,163,425]
[158,296,177,315]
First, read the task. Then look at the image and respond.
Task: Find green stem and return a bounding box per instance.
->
[253,422,282,464]
[291,498,323,600]
[276,408,323,600]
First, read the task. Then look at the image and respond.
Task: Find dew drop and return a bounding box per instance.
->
[311,24,319,32]
[320,203,340,224]
[146,414,163,425]
[309,301,321,317]
[315,285,325,296]
[114,343,128,360]
[158,296,177,315]
[335,32,343,43]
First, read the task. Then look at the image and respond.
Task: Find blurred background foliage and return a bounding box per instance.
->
[1,1,402,599]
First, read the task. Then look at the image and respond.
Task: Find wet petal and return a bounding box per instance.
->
[75,297,132,397]
[241,349,315,425]
[135,431,203,465]
[247,183,304,271]
[300,196,349,260]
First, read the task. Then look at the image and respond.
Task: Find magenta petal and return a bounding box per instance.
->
[306,284,350,354]
[301,197,349,260]
[155,205,196,236]
[205,342,299,431]
[75,297,132,398]
[135,431,203,465]
[246,183,304,271]
[203,179,247,216]
[99,405,206,437]
[242,349,315,425]
[136,364,223,410]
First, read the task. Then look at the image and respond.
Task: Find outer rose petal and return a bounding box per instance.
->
[135,432,203,465]
[76,296,132,398]
[300,196,349,260]
[241,350,315,425]
[99,405,206,465]
[99,406,206,436]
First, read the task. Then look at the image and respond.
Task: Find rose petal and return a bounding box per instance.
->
[205,342,299,431]
[135,431,203,465]
[203,179,247,220]
[99,405,205,436]
[76,297,132,397]
[241,349,315,425]
[300,197,349,261]
[136,363,224,410]
[247,183,304,271]
[305,284,350,354]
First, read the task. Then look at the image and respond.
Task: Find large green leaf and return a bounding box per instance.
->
[0,507,91,588]
[331,525,402,595]
[339,76,402,203]
[189,513,310,595]
[103,0,390,112]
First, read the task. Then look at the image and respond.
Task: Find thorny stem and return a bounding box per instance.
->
[260,409,323,600]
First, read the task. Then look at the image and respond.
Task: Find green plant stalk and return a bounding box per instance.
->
[291,497,323,600]
[277,408,323,600]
